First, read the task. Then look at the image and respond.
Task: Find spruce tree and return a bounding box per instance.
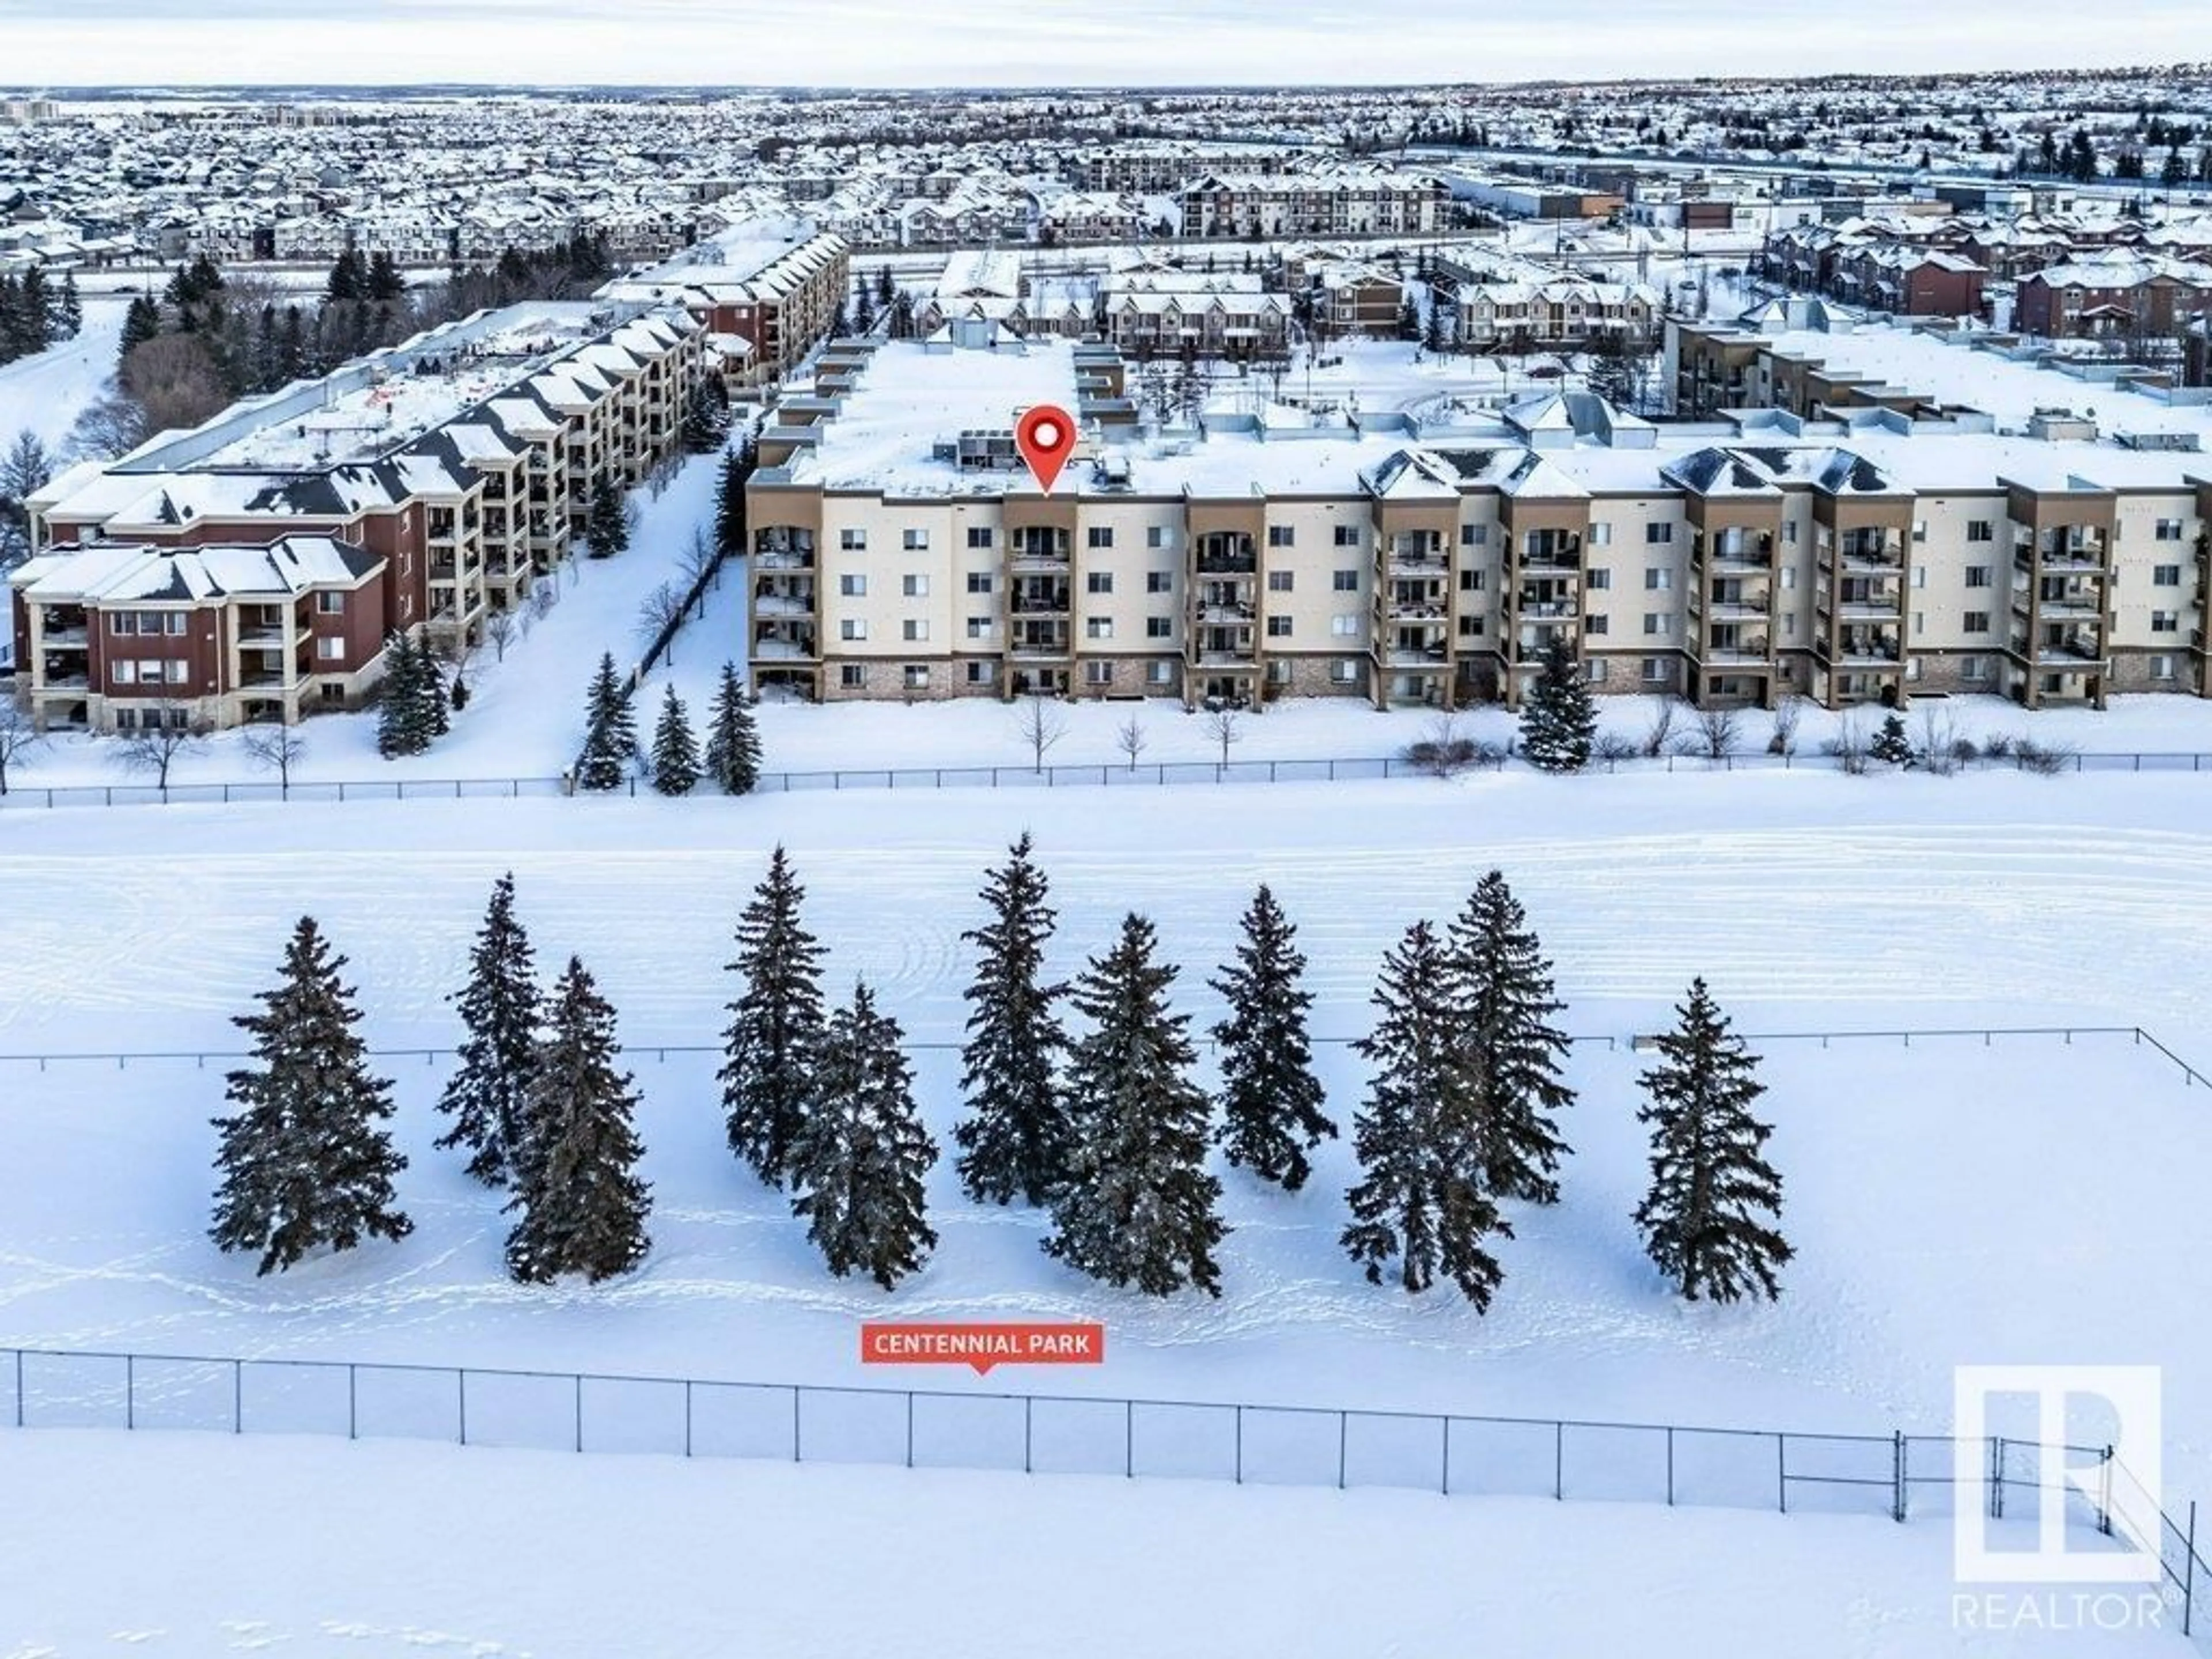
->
[1445,871,1574,1205]
[1633,979,1791,1304]
[376,630,424,758]
[435,872,541,1187]
[210,917,412,1275]
[953,833,1071,1207]
[119,295,162,369]
[1341,921,1511,1308]
[1870,711,1913,766]
[1518,634,1596,772]
[715,448,751,556]
[1210,884,1335,1191]
[413,633,450,738]
[650,684,701,795]
[585,475,630,558]
[719,844,827,1187]
[703,661,763,794]
[1044,914,1227,1297]
[576,652,634,791]
[789,980,938,1289]
[505,955,652,1283]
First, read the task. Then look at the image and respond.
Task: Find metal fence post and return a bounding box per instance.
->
[905,1391,914,1468]
[459,1370,468,1445]
[234,1359,243,1434]
[684,1381,693,1457]
[349,1364,357,1439]
[1338,1411,1347,1489]
[125,1354,134,1430]
[1778,1434,1787,1513]
[1554,1421,1563,1500]
[792,1386,802,1461]
[2099,1445,2114,1535]
[12,1349,20,1426]
[1893,1431,1906,1522]
[1440,1416,1450,1496]
[1666,1426,1674,1506]
[2186,1501,2196,1637]
[1991,1437,2005,1520]
[1234,1406,1243,1486]
[1024,1396,1033,1475]
[1126,1399,1134,1478]
[575,1374,584,1454]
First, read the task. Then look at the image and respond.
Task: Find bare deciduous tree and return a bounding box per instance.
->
[1016,694,1067,774]
[1641,694,1681,759]
[679,527,718,606]
[1116,714,1147,772]
[1768,692,1806,757]
[1695,706,1741,760]
[484,607,520,662]
[636,579,687,664]
[1826,711,1870,776]
[1205,706,1244,766]
[112,707,210,791]
[68,393,152,463]
[527,580,559,622]
[240,723,308,795]
[0,703,45,795]
[1915,704,1966,776]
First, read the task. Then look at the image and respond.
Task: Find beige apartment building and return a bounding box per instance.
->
[747,338,2212,715]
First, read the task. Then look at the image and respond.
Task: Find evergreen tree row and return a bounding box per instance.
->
[0,266,83,366]
[577,655,761,794]
[209,860,1789,1310]
[375,631,453,759]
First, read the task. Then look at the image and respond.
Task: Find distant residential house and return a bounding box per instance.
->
[2016,255,2212,339]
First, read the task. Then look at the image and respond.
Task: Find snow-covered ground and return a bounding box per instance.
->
[0,295,128,452]
[7,1430,2163,1658]
[0,775,2206,1521]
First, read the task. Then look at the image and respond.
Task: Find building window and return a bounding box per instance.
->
[1146,571,1172,594]
[841,664,864,688]
[1965,566,1991,588]
[1458,569,1484,593]
[967,572,993,594]
[1267,570,1294,593]
[2153,564,2182,586]
[1085,661,1115,687]
[1967,520,1994,543]
[840,619,867,641]
[1332,569,1359,593]
[1586,615,1609,636]
[1267,525,1295,548]
[1587,660,1609,684]
[1587,522,1612,547]
[2154,520,2184,541]
[1330,660,1359,684]
[967,661,994,685]
[113,661,138,685]
[1644,568,1671,591]
[1586,569,1611,591]
[903,619,929,642]
[1641,657,1668,683]
[1086,618,1113,640]
[902,574,929,598]
[2152,611,2179,634]
[1911,566,1927,589]
[1146,616,1172,639]
[1643,613,1671,637]
[1147,659,1174,685]
[1912,521,1928,543]
[1146,525,1169,549]
[114,707,138,729]
[1086,527,1115,550]
[1331,613,1359,637]
[966,617,992,639]
[316,591,345,615]
[1782,521,1800,544]
[1963,611,1990,634]
[904,665,930,691]
[317,637,344,661]
[1461,524,1488,547]
[840,574,867,597]
[2151,654,2177,681]
[1644,522,1673,545]
[840,529,866,551]
[967,526,994,550]
[1088,572,1113,594]
[1334,525,1361,547]
[902,529,929,551]
[1266,615,1292,638]
[109,613,138,637]
[1961,656,1987,683]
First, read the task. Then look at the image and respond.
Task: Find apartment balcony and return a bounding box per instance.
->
[1518,541,1584,573]
[1517,600,1578,620]
[2012,589,2104,622]
[36,667,90,690]
[2014,539,2108,575]
[1698,635,1772,666]
[39,626,89,647]
[752,627,818,661]
[1815,634,1902,668]
[1383,603,1448,623]
[1695,531,1775,571]
[1010,548,1072,574]
[1704,600,1770,623]
[752,589,815,619]
[1011,632,1073,659]
[1198,601,1256,625]
[2014,630,2108,669]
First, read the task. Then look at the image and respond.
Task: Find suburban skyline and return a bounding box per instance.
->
[2,0,2209,88]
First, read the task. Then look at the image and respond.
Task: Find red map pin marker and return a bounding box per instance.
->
[1016,404,1077,494]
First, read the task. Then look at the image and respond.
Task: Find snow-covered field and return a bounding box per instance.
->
[0,296,127,451]
[9,1430,2166,1658]
[0,776,2206,1525]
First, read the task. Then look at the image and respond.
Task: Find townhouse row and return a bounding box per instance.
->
[12,302,708,733]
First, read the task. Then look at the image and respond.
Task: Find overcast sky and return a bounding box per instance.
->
[2,0,2204,88]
